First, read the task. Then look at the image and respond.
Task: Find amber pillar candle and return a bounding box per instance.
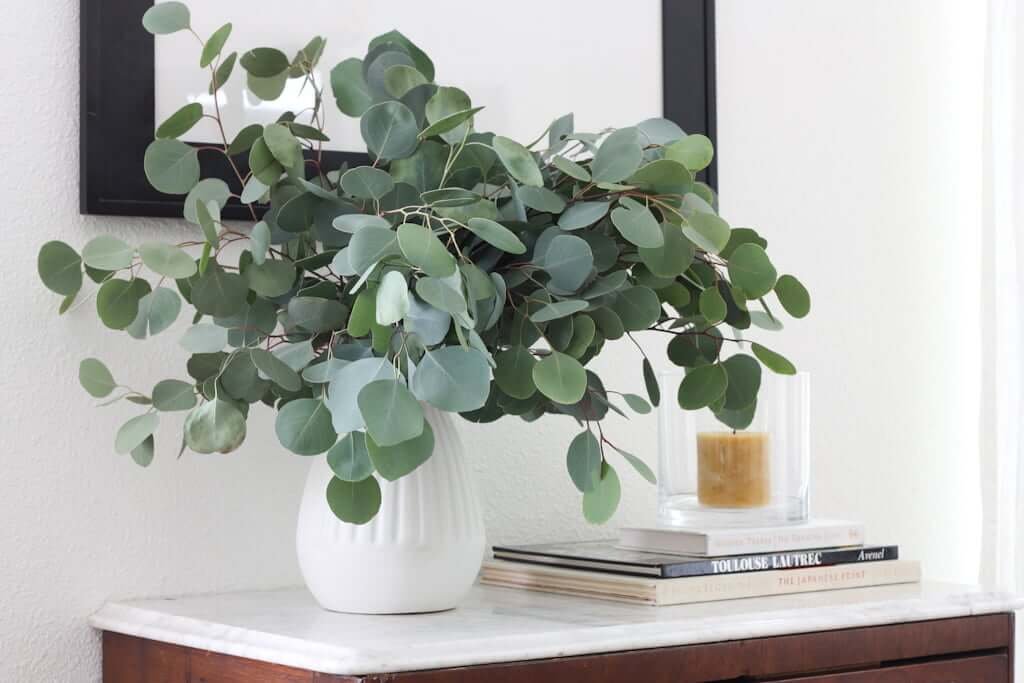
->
[696,432,771,508]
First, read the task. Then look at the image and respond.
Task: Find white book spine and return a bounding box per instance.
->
[704,523,865,555]
[656,560,919,605]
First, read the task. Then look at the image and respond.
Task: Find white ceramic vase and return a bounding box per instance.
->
[296,404,486,614]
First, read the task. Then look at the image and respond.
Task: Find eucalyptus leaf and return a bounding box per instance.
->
[567,430,602,493]
[156,102,203,139]
[751,342,797,375]
[532,351,587,404]
[678,363,728,410]
[465,218,526,254]
[82,235,133,271]
[492,136,542,187]
[139,243,196,279]
[361,101,419,160]
[326,475,381,524]
[115,413,159,455]
[38,241,82,296]
[275,398,337,455]
[358,379,424,447]
[144,139,199,194]
[142,1,190,34]
[80,358,116,398]
[367,421,434,481]
[774,274,811,318]
[582,462,621,524]
[152,379,197,412]
[327,432,374,482]
[375,270,410,325]
[326,357,394,433]
[411,347,491,412]
[397,223,456,277]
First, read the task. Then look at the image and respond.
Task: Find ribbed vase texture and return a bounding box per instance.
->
[296,404,486,613]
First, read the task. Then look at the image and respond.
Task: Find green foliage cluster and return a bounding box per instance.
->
[38,2,810,524]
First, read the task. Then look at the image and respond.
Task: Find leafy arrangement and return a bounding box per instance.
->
[38,2,810,525]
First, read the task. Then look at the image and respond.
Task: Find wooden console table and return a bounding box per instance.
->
[92,582,1022,682]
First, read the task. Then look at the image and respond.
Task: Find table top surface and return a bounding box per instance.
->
[90,581,1024,676]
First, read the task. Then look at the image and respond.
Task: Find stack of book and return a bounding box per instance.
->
[480,519,920,606]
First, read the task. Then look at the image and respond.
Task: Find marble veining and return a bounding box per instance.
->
[89,582,1024,675]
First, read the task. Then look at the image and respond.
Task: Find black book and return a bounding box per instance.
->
[492,540,899,579]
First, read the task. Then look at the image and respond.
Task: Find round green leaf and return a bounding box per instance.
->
[333,214,391,234]
[419,106,484,142]
[627,159,692,195]
[200,22,232,68]
[415,276,467,315]
[383,63,428,98]
[287,296,348,333]
[492,135,542,187]
[144,139,200,195]
[591,127,643,183]
[369,30,435,80]
[326,357,394,433]
[38,241,82,296]
[539,235,593,292]
[727,243,777,298]
[665,133,714,172]
[185,400,247,454]
[494,346,537,399]
[96,278,150,330]
[721,353,762,410]
[361,101,419,160]
[640,223,694,277]
[699,286,727,324]
[179,324,227,353]
[126,286,181,339]
[397,223,456,277]
[465,218,526,254]
[358,379,424,447]
[751,342,797,375]
[567,430,602,493]
[582,462,621,524]
[240,47,289,77]
[82,235,133,271]
[610,198,663,248]
[611,286,661,331]
[678,363,728,410]
[558,201,610,231]
[326,475,382,524]
[139,242,196,279]
[184,180,232,225]
[263,123,301,168]
[349,226,399,274]
[156,102,203,140]
[517,186,566,214]
[142,1,190,34]
[276,398,337,455]
[341,166,395,200]
[410,347,491,412]
[532,351,587,405]
[80,358,116,398]
[245,259,296,298]
[425,86,473,144]
[367,421,434,481]
[190,265,248,318]
[251,348,302,392]
[331,58,373,117]
[248,71,287,101]
[682,212,730,255]
[152,379,197,411]
[775,274,811,318]
[327,432,374,482]
[115,413,159,455]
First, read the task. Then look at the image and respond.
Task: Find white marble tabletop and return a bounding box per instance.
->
[90,581,1024,676]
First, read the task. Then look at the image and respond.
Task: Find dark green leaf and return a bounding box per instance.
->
[361,101,419,160]
[190,265,247,318]
[492,135,542,187]
[582,462,621,524]
[358,379,424,447]
[200,22,232,67]
[96,278,150,329]
[532,351,587,404]
[678,363,728,410]
[567,429,602,493]
[251,348,302,391]
[208,52,237,94]
[326,475,381,524]
[465,218,526,254]
[721,353,761,410]
[38,241,82,296]
[751,342,797,375]
[410,347,491,412]
[642,358,660,407]
[366,421,434,481]
[240,47,289,77]
[611,286,661,331]
[774,274,811,318]
[397,222,456,277]
[331,58,373,117]
[287,296,348,333]
[156,102,203,139]
[610,197,663,248]
[591,127,642,183]
[727,244,777,298]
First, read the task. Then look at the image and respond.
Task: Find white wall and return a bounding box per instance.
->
[0,1,987,680]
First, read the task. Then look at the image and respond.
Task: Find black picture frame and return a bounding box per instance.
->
[80,0,716,219]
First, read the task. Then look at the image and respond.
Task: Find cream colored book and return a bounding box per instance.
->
[479,558,920,606]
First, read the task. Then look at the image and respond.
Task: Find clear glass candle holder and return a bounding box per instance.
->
[657,369,810,528]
